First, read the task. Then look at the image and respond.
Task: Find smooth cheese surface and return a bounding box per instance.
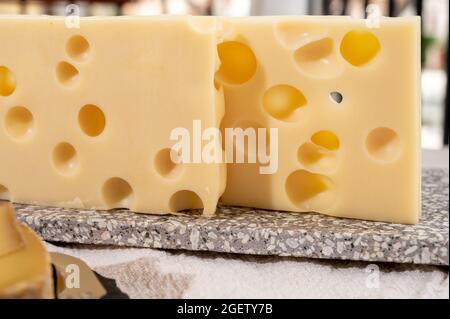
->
[218,17,421,224]
[0,202,24,257]
[0,223,53,299]
[0,16,226,215]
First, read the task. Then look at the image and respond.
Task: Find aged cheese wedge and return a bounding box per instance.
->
[0,205,53,299]
[0,202,24,257]
[0,16,225,216]
[217,17,421,224]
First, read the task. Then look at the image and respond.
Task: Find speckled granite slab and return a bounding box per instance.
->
[15,169,449,266]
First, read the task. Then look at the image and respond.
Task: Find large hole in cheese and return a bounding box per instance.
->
[298,131,340,173]
[263,84,307,122]
[311,130,340,151]
[296,37,333,61]
[340,30,381,67]
[366,127,401,162]
[298,143,338,173]
[0,66,16,97]
[102,177,134,209]
[0,184,10,201]
[154,148,183,179]
[4,106,34,141]
[78,104,106,137]
[56,61,79,86]
[294,37,343,79]
[52,142,79,176]
[169,190,204,213]
[216,41,257,85]
[286,170,337,211]
[66,35,90,62]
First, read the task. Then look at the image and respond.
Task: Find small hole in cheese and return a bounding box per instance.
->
[4,106,34,140]
[0,66,16,97]
[0,184,10,201]
[366,127,401,162]
[263,84,307,122]
[56,61,79,86]
[286,170,337,211]
[102,177,134,209]
[53,142,79,176]
[298,143,338,173]
[78,104,106,137]
[66,35,90,62]
[154,148,183,179]
[169,190,204,213]
[311,131,340,151]
[216,41,257,85]
[340,30,381,67]
[330,92,343,104]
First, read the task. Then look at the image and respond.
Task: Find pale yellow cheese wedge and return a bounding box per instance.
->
[0,16,225,216]
[0,202,24,257]
[218,17,421,224]
[0,222,53,299]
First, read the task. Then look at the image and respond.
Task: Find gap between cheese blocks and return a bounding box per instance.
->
[0,16,421,224]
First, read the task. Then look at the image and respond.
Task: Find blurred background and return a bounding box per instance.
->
[0,0,448,150]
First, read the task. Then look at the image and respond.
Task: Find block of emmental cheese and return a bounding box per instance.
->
[217,17,421,224]
[0,16,225,215]
[0,203,54,299]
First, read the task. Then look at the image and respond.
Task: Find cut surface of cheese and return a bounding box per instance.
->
[0,222,53,299]
[217,16,421,224]
[0,202,24,257]
[0,16,225,216]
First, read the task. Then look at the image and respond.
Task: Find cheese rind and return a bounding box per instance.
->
[218,16,421,224]
[0,16,225,215]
